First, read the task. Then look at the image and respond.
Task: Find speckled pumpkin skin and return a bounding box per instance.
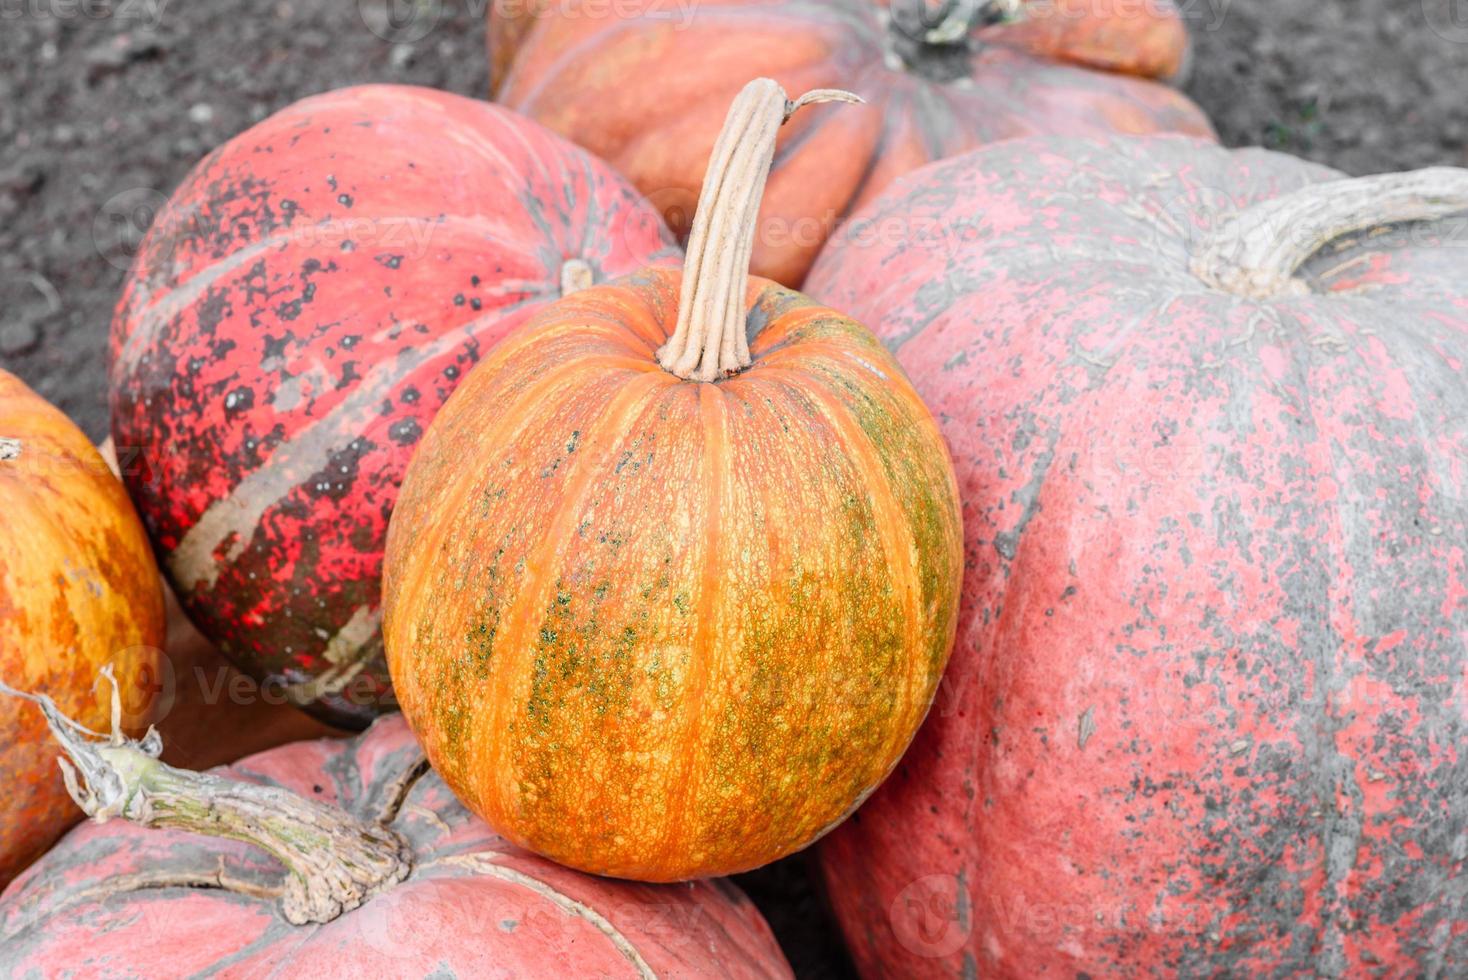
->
[489,0,1212,288]
[0,715,792,977]
[805,136,1468,976]
[0,371,166,887]
[108,85,680,729]
[383,269,964,881]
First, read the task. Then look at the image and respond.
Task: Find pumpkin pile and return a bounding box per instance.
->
[2,2,1464,977]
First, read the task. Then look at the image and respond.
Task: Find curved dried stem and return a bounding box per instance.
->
[656,80,861,382]
[1191,167,1468,300]
[0,669,412,926]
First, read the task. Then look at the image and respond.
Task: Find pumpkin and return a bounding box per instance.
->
[805,136,1468,976]
[382,80,964,881]
[0,371,166,886]
[489,0,1214,287]
[964,0,1191,80]
[109,84,679,729]
[0,687,791,977]
[95,437,346,773]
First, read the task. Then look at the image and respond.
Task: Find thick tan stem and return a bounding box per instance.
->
[656,80,861,383]
[0,670,411,926]
[1191,167,1468,300]
[0,438,20,461]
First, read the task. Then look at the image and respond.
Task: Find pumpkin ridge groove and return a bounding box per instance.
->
[484,369,678,832]
[386,355,632,752]
[383,350,619,637]
[1285,334,1379,964]
[653,382,731,869]
[757,363,926,765]
[436,853,658,979]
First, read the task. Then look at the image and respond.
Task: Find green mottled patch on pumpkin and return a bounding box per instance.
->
[806,357,959,680]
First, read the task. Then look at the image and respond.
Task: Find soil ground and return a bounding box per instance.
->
[2,1,1465,976]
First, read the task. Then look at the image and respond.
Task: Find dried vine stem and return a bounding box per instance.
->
[1191,167,1468,300]
[656,79,862,382]
[0,669,412,925]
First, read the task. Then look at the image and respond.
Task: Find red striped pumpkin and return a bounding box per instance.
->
[108,85,678,729]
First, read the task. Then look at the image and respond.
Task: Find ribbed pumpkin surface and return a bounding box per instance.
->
[384,269,963,881]
[0,715,792,977]
[0,370,165,886]
[807,136,1468,977]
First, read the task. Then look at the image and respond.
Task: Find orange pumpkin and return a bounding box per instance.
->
[489,0,1213,287]
[0,371,166,885]
[383,80,964,881]
[959,0,1190,79]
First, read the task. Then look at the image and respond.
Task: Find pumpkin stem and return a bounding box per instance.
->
[889,0,1020,47]
[656,80,862,383]
[1191,167,1468,300]
[560,258,594,296]
[0,438,19,461]
[0,668,412,926]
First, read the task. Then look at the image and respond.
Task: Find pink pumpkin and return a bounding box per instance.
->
[0,708,791,977]
[807,136,1468,976]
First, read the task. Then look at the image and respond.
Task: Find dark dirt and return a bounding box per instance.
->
[0,1,1463,977]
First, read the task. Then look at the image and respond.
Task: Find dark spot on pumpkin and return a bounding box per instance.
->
[194,286,231,341]
[376,254,403,270]
[388,417,421,446]
[337,193,354,208]
[223,386,253,416]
